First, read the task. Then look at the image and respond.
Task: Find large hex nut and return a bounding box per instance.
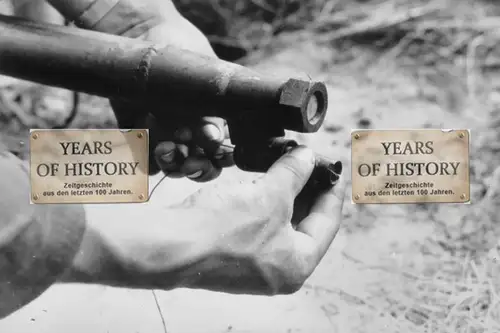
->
[278,79,328,133]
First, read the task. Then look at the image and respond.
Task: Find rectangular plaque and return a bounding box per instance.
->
[30,129,149,204]
[351,129,470,204]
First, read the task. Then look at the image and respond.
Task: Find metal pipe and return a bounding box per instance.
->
[0,14,342,189]
[0,14,328,132]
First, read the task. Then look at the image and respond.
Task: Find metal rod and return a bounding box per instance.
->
[0,14,152,99]
[0,14,329,133]
[0,15,285,116]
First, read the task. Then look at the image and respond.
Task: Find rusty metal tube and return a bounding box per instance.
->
[0,14,153,99]
[0,14,328,130]
[0,14,341,189]
[0,14,281,107]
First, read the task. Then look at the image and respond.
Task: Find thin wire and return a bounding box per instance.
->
[151,290,168,333]
[148,143,235,200]
[149,174,169,333]
[149,173,169,199]
[146,144,235,332]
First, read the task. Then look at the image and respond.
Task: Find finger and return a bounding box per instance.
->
[291,186,317,225]
[262,146,316,198]
[200,117,230,140]
[294,172,347,261]
[202,117,227,139]
[180,156,222,182]
[212,145,235,168]
[144,113,191,175]
[154,142,187,178]
[222,122,230,141]
[193,117,227,153]
[189,143,234,169]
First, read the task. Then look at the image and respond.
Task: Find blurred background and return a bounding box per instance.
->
[1,0,500,332]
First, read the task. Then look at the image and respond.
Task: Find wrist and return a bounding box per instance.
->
[64,206,222,290]
[123,207,221,288]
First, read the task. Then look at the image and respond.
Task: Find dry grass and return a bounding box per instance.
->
[341,251,500,333]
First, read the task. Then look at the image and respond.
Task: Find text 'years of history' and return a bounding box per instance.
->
[351,129,470,204]
[30,129,149,204]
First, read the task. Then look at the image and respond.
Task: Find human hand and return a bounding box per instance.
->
[62,146,345,295]
[10,0,232,180]
[112,103,234,181]
[110,11,234,181]
[173,146,346,295]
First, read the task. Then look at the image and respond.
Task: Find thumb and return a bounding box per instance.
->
[263,146,316,197]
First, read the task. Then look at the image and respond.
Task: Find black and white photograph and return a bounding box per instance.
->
[0,0,499,332]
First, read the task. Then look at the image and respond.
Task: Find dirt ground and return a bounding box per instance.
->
[1,1,500,332]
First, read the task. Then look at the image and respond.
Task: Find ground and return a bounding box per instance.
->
[1,1,500,332]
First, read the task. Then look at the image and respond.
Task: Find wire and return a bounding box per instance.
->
[149,173,169,199]
[148,173,170,333]
[148,143,235,200]
[145,142,236,331]
[151,290,168,333]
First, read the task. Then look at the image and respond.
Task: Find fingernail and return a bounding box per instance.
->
[203,124,222,141]
[161,151,175,163]
[187,170,203,179]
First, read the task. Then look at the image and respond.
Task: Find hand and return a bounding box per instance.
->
[112,104,234,181]
[12,0,234,181]
[64,146,345,295]
[111,14,234,182]
[174,146,346,295]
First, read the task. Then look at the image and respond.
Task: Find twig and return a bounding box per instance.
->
[314,5,440,43]
[316,0,340,22]
[208,0,232,24]
[248,0,275,13]
[0,87,44,128]
[341,251,428,281]
[418,19,500,32]
[206,35,249,49]
[466,34,485,105]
